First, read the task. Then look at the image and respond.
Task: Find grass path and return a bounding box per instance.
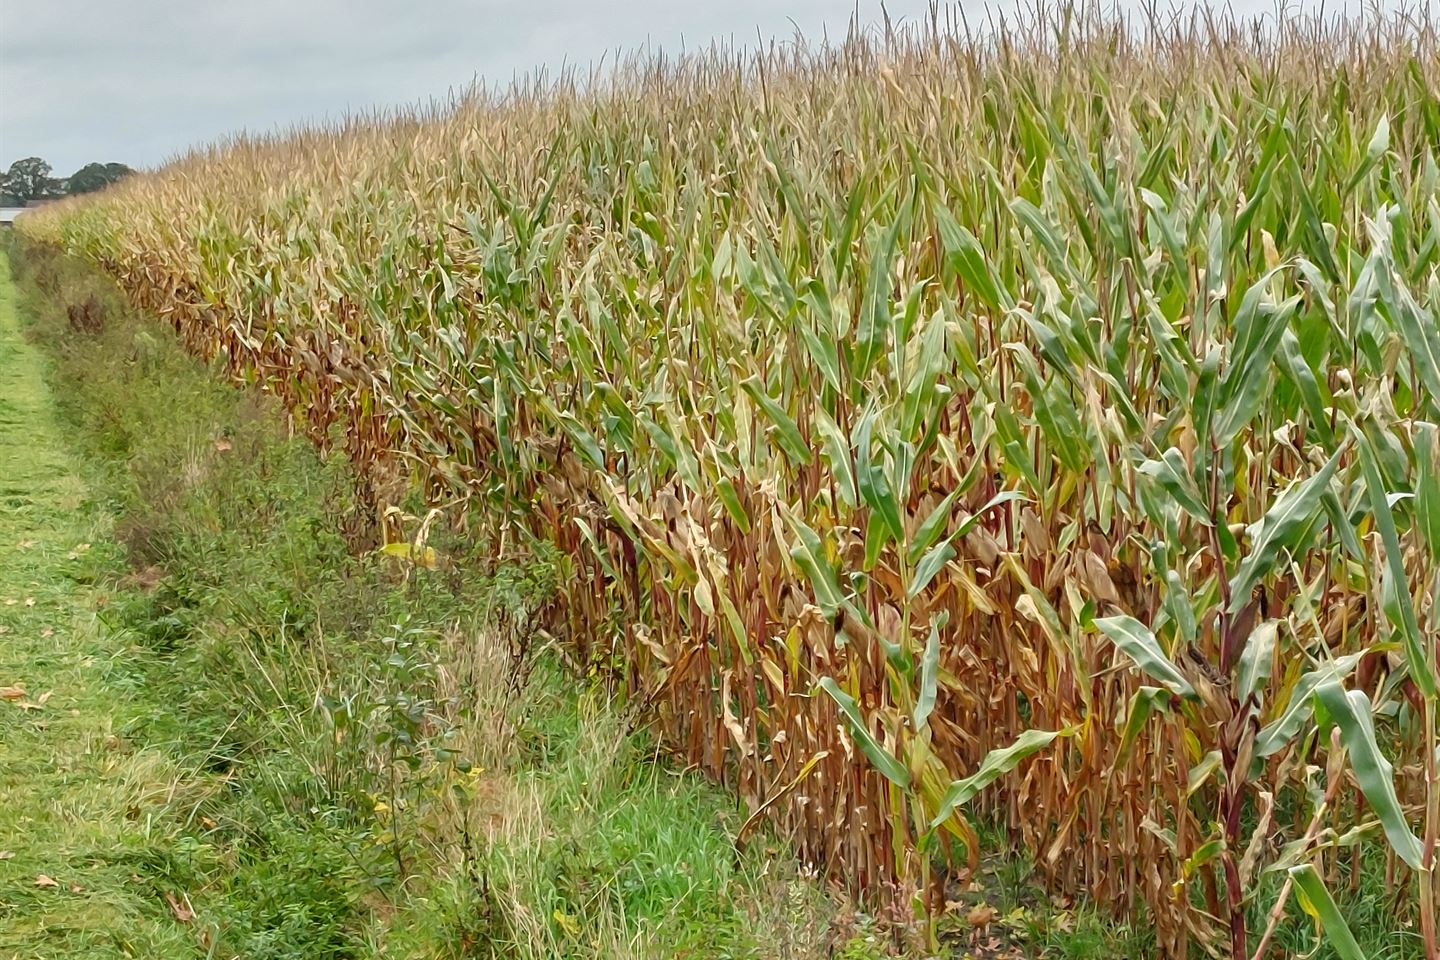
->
[0,252,191,958]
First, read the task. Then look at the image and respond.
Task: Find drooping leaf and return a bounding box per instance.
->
[818,677,910,789]
[855,410,904,544]
[909,539,956,598]
[1236,620,1279,706]
[1417,423,1440,564]
[1356,424,1437,697]
[929,728,1068,830]
[1137,447,1211,523]
[1255,653,1364,758]
[913,614,949,730]
[741,377,812,467]
[1313,681,1423,869]
[813,409,857,508]
[1228,453,1340,609]
[1288,865,1368,959]
[1115,686,1172,766]
[1095,615,1196,698]
[934,203,1008,310]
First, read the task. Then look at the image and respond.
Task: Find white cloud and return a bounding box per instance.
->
[0,0,1369,174]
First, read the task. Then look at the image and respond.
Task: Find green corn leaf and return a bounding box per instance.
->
[1322,485,1366,562]
[1187,750,1224,797]
[855,410,904,544]
[1288,864,1368,960]
[1231,157,1276,251]
[929,728,1067,831]
[854,217,902,378]
[814,409,857,508]
[1278,328,1334,445]
[1137,448,1212,523]
[908,488,963,565]
[1163,572,1198,649]
[900,308,950,441]
[1416,423,1440,564]
[1228,452,1340,609]
[782,512,845,617]
[1345,113,1389,192]
[1376,253,1440,419]
[1289,150,1341,282]
[797,311,843,394]
[1357,424,1436,697]
[909,488,1024,568]
[909,538,956,598]
[741,377,812,467]
[934,203,1007,310]
[1236,619,1279,706]
[1010,197,1069,270]
[1139,188,1186,275]
[1255,652,1364,758]
[556,412,606,470]
[1192,344,1223,458]
[1115,686,1172,766]
[912,613,949,730]
[714,475,751,534]
[817,677,910,789]
[1095,615,1196,698]
[1215,283,1300,444]
[954,490,1026,539]
[1312,681,1422,869]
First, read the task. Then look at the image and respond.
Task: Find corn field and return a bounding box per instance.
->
[18,4,1440,954]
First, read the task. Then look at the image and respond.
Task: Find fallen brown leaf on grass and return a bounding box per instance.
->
[16,539,36,550]
[164,891,195,922]
[40,627,54,638]
[214,439,232,452]
[12,692,50,711]
[69,883,83,893]
[0,851,14,860]
[34,875,58,888]
[967,903,999,928]
[0,686,26,701]
[24,597,36,607]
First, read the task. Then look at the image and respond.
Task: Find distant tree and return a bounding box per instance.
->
[1,157,62,204]
[66,161,134,195]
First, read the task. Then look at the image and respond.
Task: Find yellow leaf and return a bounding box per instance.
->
[552,909,581,937]
[377,542,441,569]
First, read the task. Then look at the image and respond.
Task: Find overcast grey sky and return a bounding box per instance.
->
[0,0,1318,175]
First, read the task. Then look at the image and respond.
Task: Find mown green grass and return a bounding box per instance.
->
[0,251,198,957]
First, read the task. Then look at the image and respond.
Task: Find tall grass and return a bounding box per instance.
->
[20,4,1440,953]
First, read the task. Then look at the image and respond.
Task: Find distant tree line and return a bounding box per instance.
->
[1,157,134,206]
